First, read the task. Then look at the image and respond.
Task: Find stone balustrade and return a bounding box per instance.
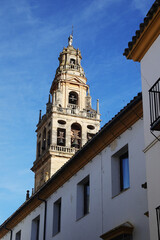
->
[55,105,98,119]
[50,145,76,154]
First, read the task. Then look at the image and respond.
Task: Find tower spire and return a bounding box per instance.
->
[72,25,73,36]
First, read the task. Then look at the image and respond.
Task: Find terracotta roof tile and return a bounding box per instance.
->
[123,0,160,57]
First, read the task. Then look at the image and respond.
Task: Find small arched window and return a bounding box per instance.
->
[70,58,75,65]
[69,91,78,105]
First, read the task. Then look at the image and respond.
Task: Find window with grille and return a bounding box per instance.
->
[149,78,160,131]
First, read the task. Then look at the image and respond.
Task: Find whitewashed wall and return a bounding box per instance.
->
[101,119,149,239]
[1,119,149,240]
[141,34,160,240]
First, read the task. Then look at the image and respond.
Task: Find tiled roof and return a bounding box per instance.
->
[123,0,160,57]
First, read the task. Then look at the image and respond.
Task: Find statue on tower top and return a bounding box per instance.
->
[68,26,73,46]
[68,34,73,46]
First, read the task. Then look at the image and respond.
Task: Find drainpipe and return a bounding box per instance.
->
[38,196,47,240]
[4,225,12,240]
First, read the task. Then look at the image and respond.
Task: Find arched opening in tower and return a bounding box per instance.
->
[69,91,78,105]
[71,123,81,149]
[57,128,66,146]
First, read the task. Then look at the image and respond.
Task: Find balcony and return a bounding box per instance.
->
[149,78,160,131]
[55,105,99,119]
[35,144,76,163]
[67,104,79,114]
[50,145,76,154]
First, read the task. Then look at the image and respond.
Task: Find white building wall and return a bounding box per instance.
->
[2,203,45,240]
[141,35,160,146]
[1,119,149,240]
[46,151,103,240]
[101,119,149,239]
[141,35,160,240]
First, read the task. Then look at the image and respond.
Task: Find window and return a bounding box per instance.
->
[71,123,81,149]
[120,152,130,191]
[70,58,76,68]
[53,198,61,236]
[57,128,66,146]
[37,142,41,157]
[69,91,78,105]
[149,78,160,131]
[31,215,40,240]
[77,176,90,219]
[84,181,90,215]
[47,130,51,147]
[70,58,75,65]
[15,230,21,240]
[111,145,130,197]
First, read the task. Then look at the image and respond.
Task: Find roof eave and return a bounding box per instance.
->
[124,4,160,62]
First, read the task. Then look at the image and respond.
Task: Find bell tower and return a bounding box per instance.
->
[31,35,101,191]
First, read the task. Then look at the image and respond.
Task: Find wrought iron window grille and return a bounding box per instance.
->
[149,78,160,131]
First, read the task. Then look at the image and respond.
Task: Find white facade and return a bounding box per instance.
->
[123,2,160,239]
[1,117,149,240]
[140,35,160,240]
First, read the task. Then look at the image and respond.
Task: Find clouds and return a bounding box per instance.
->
[82,0,120,21]
[0,0,69,60]
[0,0,154,225]
[0,1,37,59]
[0,0,38,26]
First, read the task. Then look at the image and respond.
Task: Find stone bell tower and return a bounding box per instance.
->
[31,34,101,191]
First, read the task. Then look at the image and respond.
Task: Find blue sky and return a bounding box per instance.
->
[0,0,154,224]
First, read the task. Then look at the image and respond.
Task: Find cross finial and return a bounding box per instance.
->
[72,25,73,36]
